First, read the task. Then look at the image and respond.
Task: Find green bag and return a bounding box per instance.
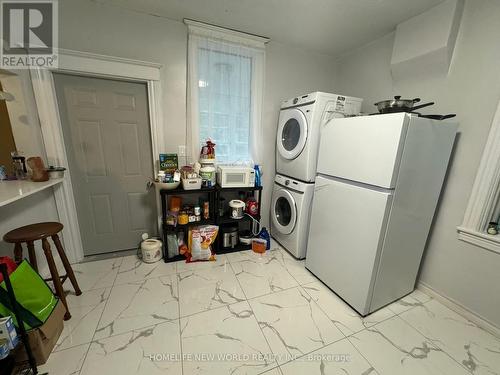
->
[0,260,57,330]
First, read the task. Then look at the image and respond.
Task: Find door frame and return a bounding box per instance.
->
[30,49,164,263]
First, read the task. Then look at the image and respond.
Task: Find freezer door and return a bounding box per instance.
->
[305,176,393,315]
[317,113,409,189]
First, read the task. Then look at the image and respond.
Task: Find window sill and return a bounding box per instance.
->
[457,226,500,255]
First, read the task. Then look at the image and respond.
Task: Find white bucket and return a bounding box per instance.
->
[141,239,162,263]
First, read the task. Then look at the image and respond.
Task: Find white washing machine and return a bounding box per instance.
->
[276,92,363,182]
[271,174,315,259]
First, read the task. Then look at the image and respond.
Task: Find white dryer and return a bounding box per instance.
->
[271,174,315,259]
[276,92,363,182]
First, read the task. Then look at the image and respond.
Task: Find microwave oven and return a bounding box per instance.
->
[217,165,255,188]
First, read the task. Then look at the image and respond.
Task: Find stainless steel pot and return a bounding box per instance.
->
[46,166,66,179]
[374,96,434,113]
[221,226,239,248]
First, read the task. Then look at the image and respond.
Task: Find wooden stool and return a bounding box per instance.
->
[3,222,82,320]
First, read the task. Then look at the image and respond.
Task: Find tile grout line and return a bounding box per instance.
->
[72,256,125,292]
[52,290,110,353]
[230,248,331,371]
[233,249,344,372]
[269,280,351,369]
[344,297,466,375]
[69,257,124,375]
[342,295,431,340]
[175,262,185,375]
[74,252,438,374]
[227,259,282,374]
[396,310,477,374]
[342,310,418,375]
[345,334,382,375]
[293,281,420,373]
[73,257,179,372]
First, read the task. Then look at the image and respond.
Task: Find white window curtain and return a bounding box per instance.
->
[186,20,267,164]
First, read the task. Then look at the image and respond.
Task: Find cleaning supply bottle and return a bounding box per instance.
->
[254,165,261,187]
[258,227,271,250]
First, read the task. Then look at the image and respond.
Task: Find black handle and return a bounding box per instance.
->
[411,102,434,111]
[422,114,457,120]
[412,97,421,103]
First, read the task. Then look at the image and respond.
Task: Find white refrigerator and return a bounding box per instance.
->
[305,113,457,315]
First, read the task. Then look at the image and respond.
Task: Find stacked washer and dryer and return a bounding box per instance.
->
[271,92,363,259]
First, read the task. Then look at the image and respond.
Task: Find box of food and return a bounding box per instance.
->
[159,154,178,173]
[0,316,18,350]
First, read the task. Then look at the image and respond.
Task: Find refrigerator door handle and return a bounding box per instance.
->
[316,173,395,193]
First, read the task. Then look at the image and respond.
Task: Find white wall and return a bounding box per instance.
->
[335,0,500,327]
[58,0,338,228]
[0,71,61,274]
[260,42,337,225]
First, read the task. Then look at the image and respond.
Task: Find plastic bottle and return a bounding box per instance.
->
[254,165,261,187]
[258,227,271,250]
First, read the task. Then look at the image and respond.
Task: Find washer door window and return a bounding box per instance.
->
[272,189,297,235]
[277,108,308,160]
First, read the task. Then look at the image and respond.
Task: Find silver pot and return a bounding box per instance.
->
[221,227,239,248]
[374,96,434,113]
[46,166,66,179]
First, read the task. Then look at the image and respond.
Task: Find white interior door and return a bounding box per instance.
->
[54,74,156,256]
[317,113,408,188]
[276,108,308,160]
[305,175,392,314]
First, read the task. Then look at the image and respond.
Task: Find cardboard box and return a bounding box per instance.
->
[159,153,178,173]
[15,301,65,365]
[0,339,10,360]
[0,316,18,350]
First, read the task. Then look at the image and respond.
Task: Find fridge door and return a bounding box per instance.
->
[317,113,409,189]
[305,175,393,315]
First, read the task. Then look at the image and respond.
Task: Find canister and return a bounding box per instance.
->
[178,211,189,225]
[229,200,245,219]
[199,164,216,188]
[140,239,162,263]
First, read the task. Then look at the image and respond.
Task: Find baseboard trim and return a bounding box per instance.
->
[417,281,500,337]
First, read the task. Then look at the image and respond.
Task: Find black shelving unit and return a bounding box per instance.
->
[160,186,216,262]
[159,184,263,262]
[214,185,262,256]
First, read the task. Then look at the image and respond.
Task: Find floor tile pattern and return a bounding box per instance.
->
[39,245,500,375]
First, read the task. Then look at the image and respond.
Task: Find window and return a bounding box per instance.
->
[186,20,267,164]
[457,100,500,254]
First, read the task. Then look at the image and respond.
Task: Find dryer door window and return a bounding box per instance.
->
[277,108,308,160]
[272,189,297,235]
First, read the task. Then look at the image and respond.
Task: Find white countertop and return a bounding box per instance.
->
[0,178,64,207]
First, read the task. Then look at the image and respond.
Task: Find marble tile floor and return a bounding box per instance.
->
[39,244,500,375]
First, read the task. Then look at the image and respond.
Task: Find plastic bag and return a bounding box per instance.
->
[0,260,57,329]
[186,225,218,262]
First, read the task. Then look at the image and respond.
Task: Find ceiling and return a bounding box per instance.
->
[97,0,444,56]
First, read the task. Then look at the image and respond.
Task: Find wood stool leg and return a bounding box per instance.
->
[51,234,82,296]
[13,243,23,264]
[26,241,38,271]
[42,238,71,320]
